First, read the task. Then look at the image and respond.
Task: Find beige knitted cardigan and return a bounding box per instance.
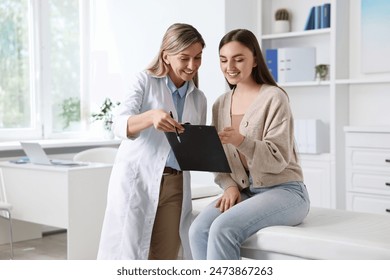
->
[212,84,303,190]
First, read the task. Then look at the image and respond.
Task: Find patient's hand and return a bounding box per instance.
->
[215,186,241,212]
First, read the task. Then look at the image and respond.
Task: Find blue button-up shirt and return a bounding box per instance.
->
[166,77,188,170]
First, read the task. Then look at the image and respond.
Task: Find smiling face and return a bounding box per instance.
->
[164,42,203,88]
[219,41,257,86]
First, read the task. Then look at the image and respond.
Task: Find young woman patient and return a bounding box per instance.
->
[189,28,310,260]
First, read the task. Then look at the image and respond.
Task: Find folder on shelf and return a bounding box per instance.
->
[294,119,329,154]
[277,47,316,83]
[265,49,278,82]
[321,3,331,28]
[164,124,231,173]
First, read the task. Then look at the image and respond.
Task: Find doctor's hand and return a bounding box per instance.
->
[215,186,241,213]
[152,109,184,133]
[218,127,244,147]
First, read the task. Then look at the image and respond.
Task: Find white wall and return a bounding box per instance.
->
[225,0,258,33]
[348,1,390,126]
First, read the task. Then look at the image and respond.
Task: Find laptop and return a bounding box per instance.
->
[20,142,87,167]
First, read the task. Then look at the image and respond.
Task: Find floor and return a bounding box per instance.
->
[0,231,67,260]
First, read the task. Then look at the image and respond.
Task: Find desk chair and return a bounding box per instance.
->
[73,147,118,164]
[0,168,13,259]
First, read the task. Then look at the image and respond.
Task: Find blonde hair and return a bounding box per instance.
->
[147,23,205,87]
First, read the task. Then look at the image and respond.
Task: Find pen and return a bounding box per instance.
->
[169,111,181,143]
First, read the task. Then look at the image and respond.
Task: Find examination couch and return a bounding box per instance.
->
[191,185,390,260]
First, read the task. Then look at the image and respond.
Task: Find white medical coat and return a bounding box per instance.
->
[97,71,207,259]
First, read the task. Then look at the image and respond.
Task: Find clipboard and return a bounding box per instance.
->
[165,124,231,173]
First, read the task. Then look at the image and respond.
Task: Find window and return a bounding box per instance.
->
[0,0,31,130]
[0,0,85,141]
[48,0,81,133]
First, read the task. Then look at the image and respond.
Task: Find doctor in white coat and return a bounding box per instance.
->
[97,23,207,260]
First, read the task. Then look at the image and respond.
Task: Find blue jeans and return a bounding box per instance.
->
[189,181,310,259]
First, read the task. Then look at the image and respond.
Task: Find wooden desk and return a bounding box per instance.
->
[0,161,112,259]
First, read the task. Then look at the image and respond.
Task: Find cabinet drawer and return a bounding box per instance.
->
[347,149,390,171]
[348,172,390,195]
[346,131,390,149]
[347,193,390,216]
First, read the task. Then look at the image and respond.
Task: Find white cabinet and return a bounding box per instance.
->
[345,127,390,216]
[300,154,332,208]
[258,0,349,209]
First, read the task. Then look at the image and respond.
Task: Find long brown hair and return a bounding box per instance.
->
[147,23,205,87]
[219,29,285,94]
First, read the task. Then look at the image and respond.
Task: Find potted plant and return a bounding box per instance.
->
[59,97,80,129]
[274,8,290,33]
[315,64,330,81]
[91,98,120,138]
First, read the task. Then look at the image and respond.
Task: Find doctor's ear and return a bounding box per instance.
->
[162,52,170,65]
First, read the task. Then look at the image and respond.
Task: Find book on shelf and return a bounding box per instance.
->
[304,3,331,31]
[321,3,331,28]
[265,49,278,82]
[304,6,315,30]
[314,5,321,29]
[277,47,316,83]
